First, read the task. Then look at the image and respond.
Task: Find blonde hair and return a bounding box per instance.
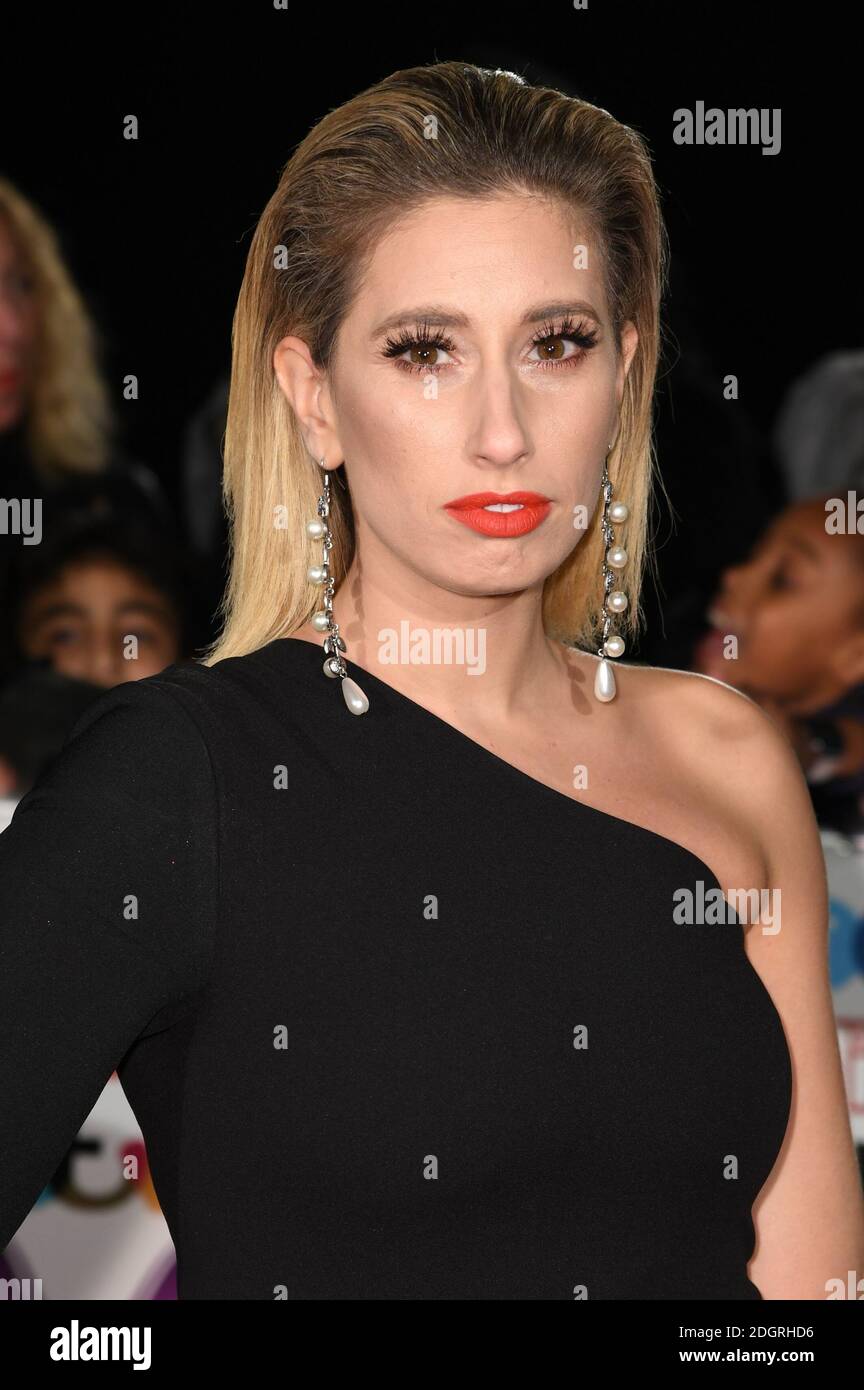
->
[0,178,113,479]
[202,61,669,666]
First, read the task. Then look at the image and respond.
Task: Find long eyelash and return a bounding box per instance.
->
[381,316,600,374]
[381,320,457,366]
[537,316,599,351]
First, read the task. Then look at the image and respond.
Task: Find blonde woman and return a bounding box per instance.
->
[1,62,861,1301]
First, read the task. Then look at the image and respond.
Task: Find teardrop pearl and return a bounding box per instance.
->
[594,657,617,702]
[342,676,369,715]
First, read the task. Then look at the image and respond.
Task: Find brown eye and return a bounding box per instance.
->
[528,320,598,368]
[408,344,441,367]
[382,333,456,374]
[536,337,567,361]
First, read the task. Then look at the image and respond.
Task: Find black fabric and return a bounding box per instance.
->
[0,637,793,1299]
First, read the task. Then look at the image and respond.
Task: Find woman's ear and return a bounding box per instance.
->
[273,335,342,462]
[616,320,639,407]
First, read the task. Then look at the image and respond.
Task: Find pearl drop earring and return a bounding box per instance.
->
[594,445,629,703]
[306,459,370,715]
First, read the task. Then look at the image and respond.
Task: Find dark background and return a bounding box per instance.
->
[2,0,857,659]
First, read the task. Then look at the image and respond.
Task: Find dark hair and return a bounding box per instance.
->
[2,476,194,666]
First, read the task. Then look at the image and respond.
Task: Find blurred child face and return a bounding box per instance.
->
[19,555,181,687]
[694,497,864,712]
[0,216,38,433]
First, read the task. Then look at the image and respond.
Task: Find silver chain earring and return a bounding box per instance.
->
[594,445,629,703]
[306,460,370,715]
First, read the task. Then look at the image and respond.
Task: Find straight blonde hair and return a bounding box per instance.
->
[202,61,669,666]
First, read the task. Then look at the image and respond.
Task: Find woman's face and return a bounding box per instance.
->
[694,498,864,709]
[0,217,38,433]
[19,555,181,687]
[276,194,638,605]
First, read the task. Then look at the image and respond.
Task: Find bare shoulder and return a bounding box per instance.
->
[616,660,822,888]
[621,660,778,758]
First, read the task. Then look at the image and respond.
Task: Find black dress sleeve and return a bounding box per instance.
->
[0,673,218,1252]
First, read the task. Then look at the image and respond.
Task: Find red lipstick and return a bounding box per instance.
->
[443,490,552,538]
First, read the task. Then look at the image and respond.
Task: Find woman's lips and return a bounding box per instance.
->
[443,491,552,538]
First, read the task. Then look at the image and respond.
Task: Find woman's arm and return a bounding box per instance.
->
[0,675,217,1254]
[722,697,864,1298]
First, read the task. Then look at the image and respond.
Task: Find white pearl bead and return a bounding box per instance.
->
[609,501,629,523]
[306,518,326,539]
[594,657,617,701]
[607,590,628,613]
[607,546,627,569]
[308,565,327,584]
[342,676,369,714]
[604,634,625,658]
[311,611,330,632]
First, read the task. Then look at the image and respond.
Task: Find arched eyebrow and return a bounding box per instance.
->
[369,300,602,338]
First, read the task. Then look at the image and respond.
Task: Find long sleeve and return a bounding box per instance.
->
[0,673,218,1252]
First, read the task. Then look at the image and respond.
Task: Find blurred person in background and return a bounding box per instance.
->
[693,494,864,838]
[691,347,864,833]
[2,475,193,690]
[0,178,176,687]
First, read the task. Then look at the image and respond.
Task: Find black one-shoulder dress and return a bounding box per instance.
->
[0,636,793,1299]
